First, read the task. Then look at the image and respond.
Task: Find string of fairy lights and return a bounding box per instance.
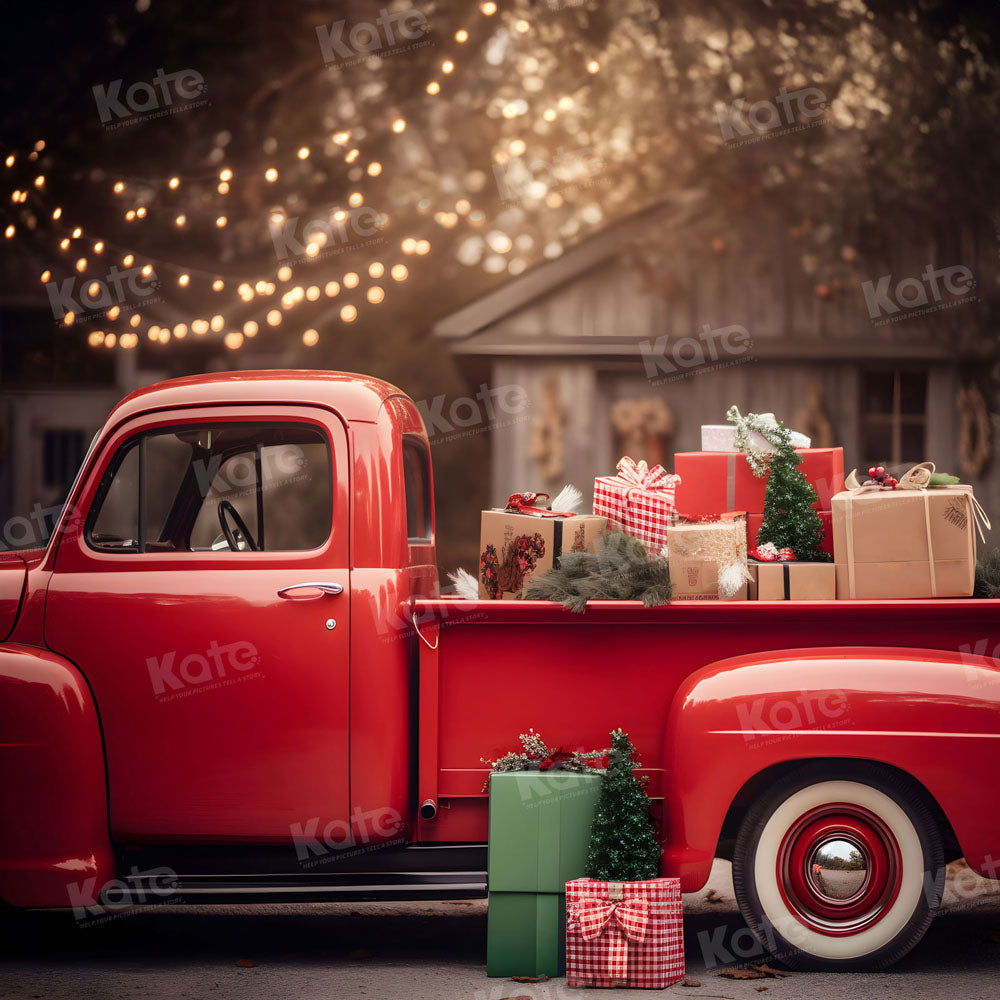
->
[1,0,604,353]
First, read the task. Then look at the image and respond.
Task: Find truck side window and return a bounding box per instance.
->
[402,437,432,542]
[86,423,332,553]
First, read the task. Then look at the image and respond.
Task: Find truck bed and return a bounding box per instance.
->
[411,596,997,846]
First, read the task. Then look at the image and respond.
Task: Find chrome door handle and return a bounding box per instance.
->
[277,582,344,598]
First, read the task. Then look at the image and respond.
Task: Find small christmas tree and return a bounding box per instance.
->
[585,729,661,882]
[726,406,828,561]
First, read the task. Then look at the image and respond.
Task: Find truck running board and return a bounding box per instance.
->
[120,869,487,904]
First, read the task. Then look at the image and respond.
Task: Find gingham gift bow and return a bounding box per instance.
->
[614,457,681,500]
[574,895,650,980]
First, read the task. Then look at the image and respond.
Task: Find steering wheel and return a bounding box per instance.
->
[218,500,258,552]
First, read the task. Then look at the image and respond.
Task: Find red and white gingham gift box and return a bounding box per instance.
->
[593,457,681,553]
[565,877,685,989]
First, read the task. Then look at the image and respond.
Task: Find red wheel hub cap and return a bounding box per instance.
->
[776,803,903,936]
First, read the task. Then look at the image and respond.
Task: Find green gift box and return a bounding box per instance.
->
[488,771,602,892]
[487,771,601,977]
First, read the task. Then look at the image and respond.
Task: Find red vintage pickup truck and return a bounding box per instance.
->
[1,370,998,971]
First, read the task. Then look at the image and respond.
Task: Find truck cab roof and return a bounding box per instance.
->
[111,370,409,425]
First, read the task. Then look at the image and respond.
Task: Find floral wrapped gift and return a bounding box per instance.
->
[593,457,681,553]
[479,492,607,599]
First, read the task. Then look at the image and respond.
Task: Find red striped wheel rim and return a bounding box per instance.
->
[775,802,903,936]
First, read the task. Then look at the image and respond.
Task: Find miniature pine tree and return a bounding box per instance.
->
[755,424,829,561]
[585,729,662,882]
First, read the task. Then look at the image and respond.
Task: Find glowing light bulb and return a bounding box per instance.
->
[442,60,454,74]
[130,313,142,328]
[87,281,101,297]
[324,281,340,297]
[72,227,82,238]
[302,329,319,347]
[106,333,117,348]
[333,131,351,145]
[216,215,227,227]
[192,319,209,335]
[366,286,385,304]
[238,282,253,301]
[392,118,406,133]
[175,214,186,226]
[368,262,385,279]
[59,238,70,250]
[88,331,104,347]
[343,271,359,289]
[402,238,416,254]
[178,273,190,287]
[587,59,600,73]
[3,224,14,238]
[64,311,75,326]
[168,176,180,189]
[122,254,134,267]
[515,20,529,33]
[426,81,440,95]
[34,175,45,188]
[219,168,233,182]
[210,314,224,332]
[455,29,468,42]
[348,192,363,207]
[340,304,357,323]
[4,155,14,167]
[243,320,258,337]
[52,207,62,219]
[136,207,146,218]
[75,257,87,272]
[125,210,136,221]
[297,146,310,160]
[224,331,244,350]
[174,324,188,339]
[266,309,282,326]
[113,181,125,194]
[107,306,121,320]
[481,1,497,14]
[306,285,320,301]
[277,265,292,282]
[40,269,51,282]
[265,167,278,182]
[141,264,153,277]
[212,279,224,291]
[367,162,382,177]
[93,241,104,253]
[415,240,430,255]
[390,264,408,281]
[217,182,229,194]
[305,242,319,258]
[345,148,360,163]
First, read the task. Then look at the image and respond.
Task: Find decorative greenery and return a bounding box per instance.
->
[585,729,662,883]
[726,406,788,476]
[741,415,829,562]
[521,530,672,613]
[973,549,1000,598]
[481,729,608,790]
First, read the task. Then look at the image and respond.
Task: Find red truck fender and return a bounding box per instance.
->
[0,643,114,908]
[661,646,1000,892]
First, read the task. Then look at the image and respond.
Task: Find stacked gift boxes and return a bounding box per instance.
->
[673,447,844,557]
[486,771,602,978]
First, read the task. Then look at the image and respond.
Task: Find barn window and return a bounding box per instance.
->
[860,369,927,468]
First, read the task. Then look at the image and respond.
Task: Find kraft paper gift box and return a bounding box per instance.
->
[673,448,844,515]
[593,457,681,554]
[487,772,602,978]
[479,495,607,600]
[666,515,749,599]
[757,561,837,601]
[831,486,980,599]
[565,877,685,989]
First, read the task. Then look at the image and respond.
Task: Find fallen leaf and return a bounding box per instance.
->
[348,948,372,959]
[511,975,549,983]
[719,969,764,980]
[682,978,702,987]
[234,959,257,968]
[706,889,723,904]
[752,964,789,978]
[755,988,769,993]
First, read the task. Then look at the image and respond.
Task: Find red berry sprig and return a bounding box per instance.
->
[865,465,898,490]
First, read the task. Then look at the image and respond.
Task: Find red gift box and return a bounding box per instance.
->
[747,511,834,557]
[565,877,685,989]
[673,448,844,516]
[593,457,681,553]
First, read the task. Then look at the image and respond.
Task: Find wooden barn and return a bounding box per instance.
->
[432,197,998,545]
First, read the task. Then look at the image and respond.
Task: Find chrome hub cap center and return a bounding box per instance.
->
[806,837,870,901]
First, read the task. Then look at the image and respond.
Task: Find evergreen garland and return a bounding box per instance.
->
[521,530,672,613]
[585,729,662,882]
[974,549,1000,598]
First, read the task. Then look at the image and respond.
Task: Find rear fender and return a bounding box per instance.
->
[662,647,1000,892]
[0,644,114,907]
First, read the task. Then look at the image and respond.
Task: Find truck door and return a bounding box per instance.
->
[45,405,351,841]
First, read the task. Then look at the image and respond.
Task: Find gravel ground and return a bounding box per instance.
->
[2,861,998,1000]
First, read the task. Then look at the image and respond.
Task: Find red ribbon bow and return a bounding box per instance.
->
[613,457,681,499]
[505,492,575,517]
[574,895,649,980]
